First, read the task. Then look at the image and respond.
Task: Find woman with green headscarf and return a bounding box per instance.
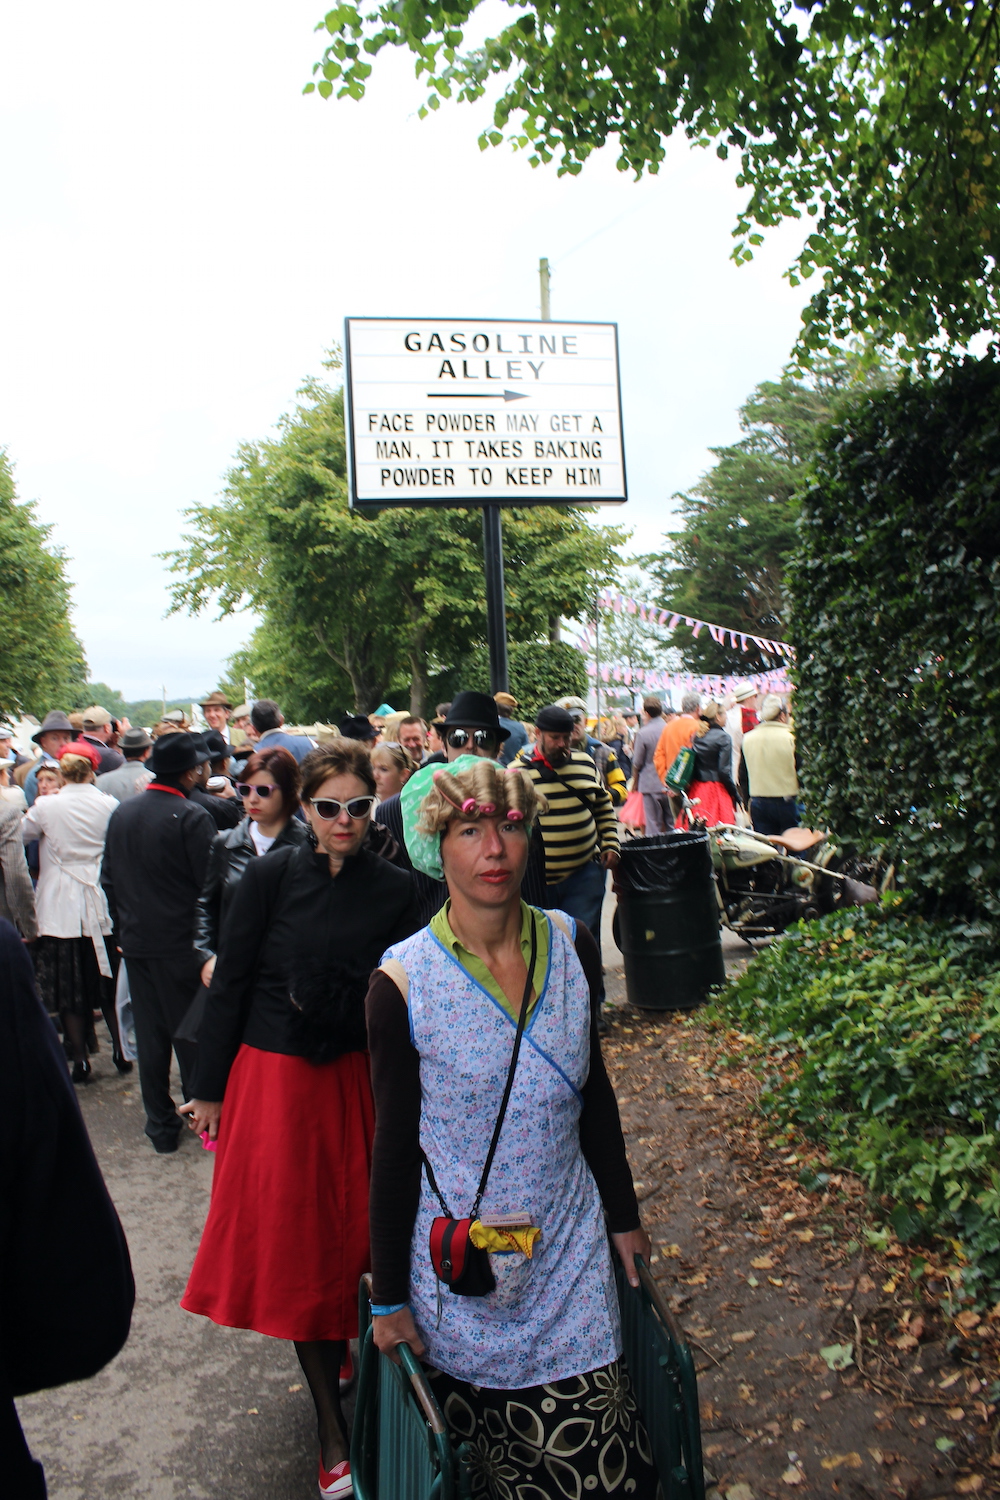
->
[363,756,657,1499]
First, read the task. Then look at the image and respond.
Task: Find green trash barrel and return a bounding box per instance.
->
[614,831,725,1010]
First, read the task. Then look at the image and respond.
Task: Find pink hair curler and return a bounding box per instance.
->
[479,802,496,816]
[461,797,478,814]
[506,808,524,821]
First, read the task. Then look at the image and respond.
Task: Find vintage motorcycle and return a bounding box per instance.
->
[704,820,885,943]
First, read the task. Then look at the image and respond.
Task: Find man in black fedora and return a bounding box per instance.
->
[101,733,216,1153]
[376,692,546,922]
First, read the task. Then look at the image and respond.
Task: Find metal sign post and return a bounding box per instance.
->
[343,315,627,695]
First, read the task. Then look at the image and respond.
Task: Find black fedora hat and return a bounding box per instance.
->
[151,732,210,778]
[442,691,510,742]
[339,714,379,742]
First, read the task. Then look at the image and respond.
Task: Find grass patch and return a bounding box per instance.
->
[706,903,1000,1299]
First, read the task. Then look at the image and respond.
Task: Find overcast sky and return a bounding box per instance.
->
[0,2,811,701]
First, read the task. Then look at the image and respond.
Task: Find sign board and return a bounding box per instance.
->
[344,317,626,508]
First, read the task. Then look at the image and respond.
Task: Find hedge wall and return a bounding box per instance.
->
[790,358,1000,918]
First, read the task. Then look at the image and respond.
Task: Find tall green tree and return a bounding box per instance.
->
[309,0,1000,361]
[647,359,892,674]
[165,369,624,717]
[0,450,87,717]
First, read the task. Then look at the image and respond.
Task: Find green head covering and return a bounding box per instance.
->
[399,754,500,881]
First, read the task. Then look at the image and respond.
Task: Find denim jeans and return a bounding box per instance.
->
[545,857,608,1003]
[750,796,800,836]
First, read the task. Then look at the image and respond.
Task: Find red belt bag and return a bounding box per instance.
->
[425,923,537,1300]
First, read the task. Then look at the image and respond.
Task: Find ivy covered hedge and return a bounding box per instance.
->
[790,358,1000,917]
[710,907,1000,1298]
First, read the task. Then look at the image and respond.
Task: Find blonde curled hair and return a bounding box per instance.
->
[417,761,547,837]
[58,753,95,783]
[694,700,725,738]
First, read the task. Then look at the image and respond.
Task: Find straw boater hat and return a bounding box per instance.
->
[733,683,758,703]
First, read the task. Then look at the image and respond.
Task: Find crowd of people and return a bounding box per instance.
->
[0,677,798,1498]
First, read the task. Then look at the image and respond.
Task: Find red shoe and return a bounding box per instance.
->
[318,1456,352,1498]
[338,1348,354,1394]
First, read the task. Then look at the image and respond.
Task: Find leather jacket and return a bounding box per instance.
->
[691,724,741,806]
[193,816,309,964]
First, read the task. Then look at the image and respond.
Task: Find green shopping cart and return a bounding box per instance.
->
[351,1257,705,1500]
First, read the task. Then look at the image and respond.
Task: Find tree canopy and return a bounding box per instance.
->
[647,359,888,674]
[0,451,87,718]
[309,0,1000,360]
[165,367,624,717]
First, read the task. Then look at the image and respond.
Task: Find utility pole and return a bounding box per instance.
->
[482,259,552,695]
[594,592,601,728]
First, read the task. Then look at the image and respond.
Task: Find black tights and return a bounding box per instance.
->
[294,1340,347,1471]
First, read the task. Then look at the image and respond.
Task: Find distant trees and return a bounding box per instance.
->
[166,365,624,718]
[647,358,894,675]
[0,450,87,718]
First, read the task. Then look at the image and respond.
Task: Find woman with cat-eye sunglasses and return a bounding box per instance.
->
[180,740,420,1499]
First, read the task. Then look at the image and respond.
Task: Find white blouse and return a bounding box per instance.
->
[21,783,119,967]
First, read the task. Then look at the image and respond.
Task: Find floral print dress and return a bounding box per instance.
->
[380,910,657,1499]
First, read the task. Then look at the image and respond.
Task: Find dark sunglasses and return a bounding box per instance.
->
[236,782,277,798]
[446,728,498,750]
[309,795,376,821]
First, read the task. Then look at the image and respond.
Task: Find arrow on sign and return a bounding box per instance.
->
[427,389,527,402]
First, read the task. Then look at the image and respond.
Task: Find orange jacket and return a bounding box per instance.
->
[653,714,698,784]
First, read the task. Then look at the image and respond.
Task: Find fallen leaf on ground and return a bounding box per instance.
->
[751,1254,775,1269]
[725,1485,755,1500]
[732,1330,755,1343]
[684,1272,708,1285]
[662,1244,682,1258]
[821,1452,863,1471]
[939,1372,961,1389]
[820,1342,854,1371]
[947,1407,966,1421]
[793,1229,814,1243]
[781,1465,805,1486]
[955,1478,984,1494]
[288,1383,303,1393]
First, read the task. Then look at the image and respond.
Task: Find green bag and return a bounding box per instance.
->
[665,743,696,793]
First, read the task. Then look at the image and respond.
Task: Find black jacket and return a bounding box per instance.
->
[189,843,420,1100]
[102,786,217,957]
[194,816,309,964]
[0,920,134,1490]
[189,785,242,831]
[692,724,741,805]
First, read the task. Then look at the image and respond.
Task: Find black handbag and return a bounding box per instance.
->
[425,922,537,1298]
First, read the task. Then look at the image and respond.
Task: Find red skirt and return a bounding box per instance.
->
[676,780,736,829]
[181,1044,374,1341]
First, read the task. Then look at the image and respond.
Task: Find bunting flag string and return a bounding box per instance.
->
[589,589,795,659]
[583,660,793,698]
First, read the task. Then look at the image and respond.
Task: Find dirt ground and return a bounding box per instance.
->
[602,965,1000,1500]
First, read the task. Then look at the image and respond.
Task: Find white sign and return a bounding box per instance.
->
[344,317,627,508]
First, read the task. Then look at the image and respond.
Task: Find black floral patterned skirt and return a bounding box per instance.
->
[31,935,103,1023]
[428,1357,658,1499]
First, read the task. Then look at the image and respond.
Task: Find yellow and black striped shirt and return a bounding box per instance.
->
[514,748,620,882]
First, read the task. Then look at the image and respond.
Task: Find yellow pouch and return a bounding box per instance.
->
[469,1219,542,1258]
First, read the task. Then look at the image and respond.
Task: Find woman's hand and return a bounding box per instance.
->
[200,955,217,987]
[611,1226,652,1289]
[179,1099,222,1140]
[372,1306,426,1362]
